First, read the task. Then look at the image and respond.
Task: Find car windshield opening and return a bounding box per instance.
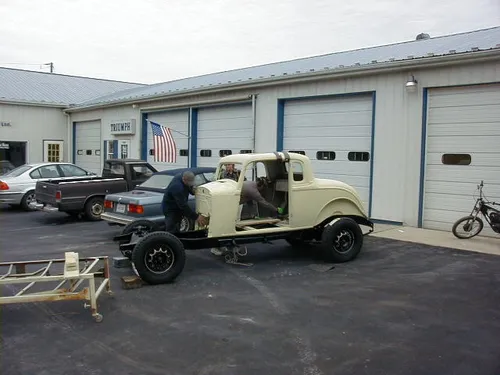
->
[138,174,174,190]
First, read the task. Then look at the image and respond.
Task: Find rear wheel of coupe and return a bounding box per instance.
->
[320,218,363,262]
[84,197,104,221]
[131,231,186,285]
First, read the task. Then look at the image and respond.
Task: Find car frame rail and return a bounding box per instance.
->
[0,254,113,323]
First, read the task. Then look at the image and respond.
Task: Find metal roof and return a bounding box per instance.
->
[0,67,145,106]
[74,26,500,109]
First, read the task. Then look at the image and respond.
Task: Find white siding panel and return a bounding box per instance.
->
[423,84,500,237]
[283,95,373,212]
[196,104,253,167]
[147,110,189,171]
[74,120,101,175]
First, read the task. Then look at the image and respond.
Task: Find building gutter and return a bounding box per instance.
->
[63,49,500,113]
[0,99,69,108]
[138,95,253,112]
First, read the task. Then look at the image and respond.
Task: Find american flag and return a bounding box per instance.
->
[150,121,177,163]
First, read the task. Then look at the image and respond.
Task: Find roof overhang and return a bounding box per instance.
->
[63,48,500,113]
[0,99,69,108]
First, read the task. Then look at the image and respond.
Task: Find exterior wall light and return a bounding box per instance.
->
[405,75,418,92]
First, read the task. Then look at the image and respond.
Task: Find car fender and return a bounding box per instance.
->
[314,197,368,227]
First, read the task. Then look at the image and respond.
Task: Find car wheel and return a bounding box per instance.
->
[131,231,186,285]
[20,190,37,211]
[120,219,160,244]
[179,216,194,232]
[320,217,363,263]
[84,196,104,221]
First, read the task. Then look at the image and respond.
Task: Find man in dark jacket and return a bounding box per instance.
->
[161,171,207,233]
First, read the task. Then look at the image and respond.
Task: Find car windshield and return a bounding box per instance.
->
[1,164,32,177]
[138,174,174,190]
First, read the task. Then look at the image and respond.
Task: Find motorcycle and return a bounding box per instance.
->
[452,180,500,239]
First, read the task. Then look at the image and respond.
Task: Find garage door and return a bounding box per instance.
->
[147,110,189,171]
[422,84,500,237]
[282,94,374,213]
[196,103,254,167]
[74,120,101,175]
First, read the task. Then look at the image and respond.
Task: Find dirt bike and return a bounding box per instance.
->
[452,180,500,239]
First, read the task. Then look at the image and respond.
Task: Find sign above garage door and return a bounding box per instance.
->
[278,93,375,215]
[110,119,136,135]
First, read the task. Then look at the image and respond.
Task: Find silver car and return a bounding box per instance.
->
[0,162,94,211]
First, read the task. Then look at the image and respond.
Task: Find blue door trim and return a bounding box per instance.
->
[141,112,148,161]
[276,90,377,217]
[72,122,76,163]
[417,88,429,228]
[112,140,118,158]
[190,108,198,168]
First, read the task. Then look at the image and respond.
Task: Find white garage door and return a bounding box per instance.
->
[196,103,254,167]
[423,84,500,237]
[74,120,101,175]
[147,110,189,171]
[283,94,374,213]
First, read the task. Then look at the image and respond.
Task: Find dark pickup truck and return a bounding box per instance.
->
[32,159,158,221]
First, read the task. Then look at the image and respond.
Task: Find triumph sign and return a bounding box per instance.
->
[110,119,136,135]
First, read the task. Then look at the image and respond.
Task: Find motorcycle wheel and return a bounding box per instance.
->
[452,215,484,239]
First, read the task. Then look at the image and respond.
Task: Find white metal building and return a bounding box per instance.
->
[3,26,500,235]
[0,68,144,168]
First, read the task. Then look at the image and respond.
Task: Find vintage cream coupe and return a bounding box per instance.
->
[115,152,374,284]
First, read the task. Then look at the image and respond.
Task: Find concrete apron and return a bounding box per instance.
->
[366,224,500,257]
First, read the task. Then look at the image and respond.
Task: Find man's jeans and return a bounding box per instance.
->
[164,212,181,233]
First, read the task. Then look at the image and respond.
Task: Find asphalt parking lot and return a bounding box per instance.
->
[1,205,500,375]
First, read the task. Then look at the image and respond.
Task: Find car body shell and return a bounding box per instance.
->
[0,162,94,206]
[195,152,371,238]
[101,167,216,227]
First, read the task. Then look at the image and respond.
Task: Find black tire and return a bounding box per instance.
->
[131,231,186,285]
[452,215,484,239]
[120,219,160,244]
[84,196,104,221]
[179,216,195,232]
[20,190,36,211]
[320,217,364,263]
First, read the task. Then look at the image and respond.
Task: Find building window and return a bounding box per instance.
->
[240,149,252,154]
[348,152,370,162]
[200,149,212,157]
[219,150,232,157]
[316,151,336,160]
[179,149,188,157]
[290,150,306,155]
[95,150,101,156]
[77,150,83,155]
[441,154,471,165]
[86,150,92,156]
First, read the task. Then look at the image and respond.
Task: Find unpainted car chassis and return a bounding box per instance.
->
[114,216,374,285]
[0,255,113,323]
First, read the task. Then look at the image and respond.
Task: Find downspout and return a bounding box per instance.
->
[251,94,257,153]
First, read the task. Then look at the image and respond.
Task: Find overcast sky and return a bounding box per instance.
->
[0,0,498,84]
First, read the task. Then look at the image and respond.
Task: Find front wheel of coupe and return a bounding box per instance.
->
[131,231,186,285]
[320,217,363,263]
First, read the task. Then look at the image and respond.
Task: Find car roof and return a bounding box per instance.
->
[155,167,216,176]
